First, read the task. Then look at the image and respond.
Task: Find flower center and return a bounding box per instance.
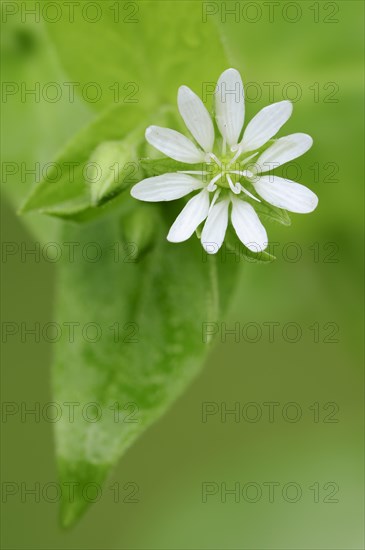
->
[181,152,259,201]
[206,154,243,194]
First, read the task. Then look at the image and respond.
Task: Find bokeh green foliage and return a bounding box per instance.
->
[1,0,364,548]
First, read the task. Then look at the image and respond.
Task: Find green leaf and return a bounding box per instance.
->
[89,140,141,206]
[53,211,239,527]
[20,103,147,217]
[1,17,92,242]
[253,201,292,226]
[19,103,183,222]
[140,157,206,178]
[36,190,131,224]
[45,0,228,111]
[240,246,276,264]
[225,227,276,263]
[119,203,160,258]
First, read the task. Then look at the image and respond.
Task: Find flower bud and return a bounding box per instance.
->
[120,204,160,258]
[88,140,140,205]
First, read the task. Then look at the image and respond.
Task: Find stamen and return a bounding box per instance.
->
[208,153,222,167]
[222,137,227,157]
[229,170,254,178]
[208,189,221,213]
[207,172,222,191]
[239,184,261,202]
[178,170,209,175]
[242,151,259,164]
[228,149,259,169]
[227,146,243,168]
[226,174,241,195]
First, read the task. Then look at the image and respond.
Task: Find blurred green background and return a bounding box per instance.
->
[1,1,364,548]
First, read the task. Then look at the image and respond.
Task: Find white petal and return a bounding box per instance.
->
[231,198,268,252]
[131,173,203,202]
[178,86,215,152]
[167,190,210,243]
[239,101,293,153]
[215,68,245,147]
[145,126,206,164]
[252,176,318,213]
[201,200,229,254]
[255,133,313,173]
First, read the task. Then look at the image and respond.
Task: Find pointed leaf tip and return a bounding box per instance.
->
[59,460,109,529]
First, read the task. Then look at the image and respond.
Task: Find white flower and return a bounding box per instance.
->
[131,68,318,254]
